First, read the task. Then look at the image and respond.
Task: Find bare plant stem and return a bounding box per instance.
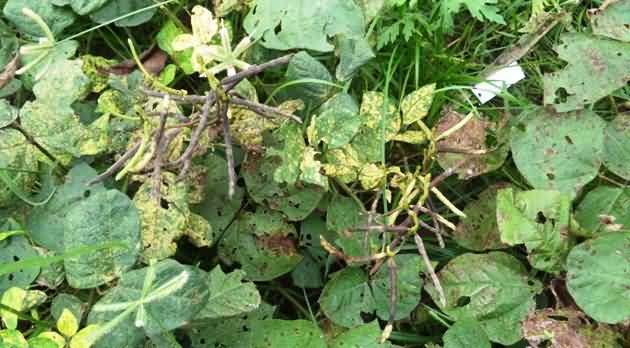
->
[414,234,445,307]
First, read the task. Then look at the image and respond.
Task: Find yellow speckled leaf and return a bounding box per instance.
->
[401,83,435,125]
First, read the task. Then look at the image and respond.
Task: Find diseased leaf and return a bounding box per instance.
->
[57,309,79,337]
[28,163,106,252]
[249,319,326,348]
[438,0,505,31]
[90,0,157,27]
[244,0,367,52]
[0,236,40,293]
[20,40,78,84]
[63,0,110,15]
[219,208,303,281]
[496,188,573,274]
[566,232,630,324]
[300,147,328,188]
[319,267,375,327]
[3,0,75,38]
[88,259,209,345]
[510,108,605,197]
[443,319,491,348]
[522,308,624,348]
[308,92,361,149]
[543,33,630,112]
[243,155,325,221]
[195,267,261,319]
[603,115,630,180]
[64,190,141,289]
[425,252,542,345]
[278,52,334,110]
[371,254,423,321]
[436,109,509,179]
[1,287,46,330]
[591,0,630,42]
[0,329,28,348]
[0,99,17,129]
[453,184,508,251]
[0,129,38,207]
[575,186,630,237]
[268,122,305,185]
[401,83,435,125]
[51,293,83,324]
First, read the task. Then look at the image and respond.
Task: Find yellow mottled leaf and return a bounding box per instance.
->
[69,324,100,348]
[57,308,79,338]
[401,83,435,125]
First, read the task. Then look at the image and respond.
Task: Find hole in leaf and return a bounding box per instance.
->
[83,190,90,198]
[554,88,568,104]
[546,172,555,180]
[548,315,569,321]
[12,255,19,261]
[564,136,573,145]
[8,274,14,281]
[536,211,547,224]
[160,199,170,209]
[455,296,471,307]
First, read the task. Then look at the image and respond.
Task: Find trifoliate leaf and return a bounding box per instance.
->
[28,163,106,252]
[329,321,398,348]
[219,209,303,281]
[443,319,491,348]
[543,33,630,112]
[244,0,367,52]
[603,115,630,180]
[88,259,209,345]
[566,232,630,324]
[510,108,605,197]
[243,155,325,221]
[591,0,630,42]
[436,109,509,179]
[57,309,79,337]
[307,92,361,149]
[496,188,572,274]
[195,267,261,319]
[425,252,542,345]
[1,287,46,329]
[453,184,508,251]
[63,190,141,289]
[371,254,423,321]
[3,0,75,38]
[318,267,375,327]
[401,83,435,125]
[438,0,505,31]
[90,0,157,27]
[575,186,630,237]
[0,236,39,293]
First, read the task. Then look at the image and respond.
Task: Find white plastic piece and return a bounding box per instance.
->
[472,62,525,104]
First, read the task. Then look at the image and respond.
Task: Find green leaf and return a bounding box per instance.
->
[510,108,605,197]
[0,20,18,70]
[603,115,630,180]
[244,0,367,52]
[319,267,375,327]
[63,190,141,289]
[425,252,542,345]
[0,236,39,292]
[156,20,194,75]
[438,0,505,31]
[1,287,46,329]
[329,321,397,347]
[591,0,630,42]
[90,0,157,27]
[193,153,244,234]
[33,59,90,105]
[63,0,109,15]
[3,0,75,38]
[496,188,573,273]
[575,186,630,237]
[307,92,361,149]
[543,33,630,112]
[371,254,423,321]
[336,36,375,81]
[243,155,325,221]
[0,329,28,348]
[249,319,326,348]
[443,319,491,348]
[219,209,303,281]
[453,184,508,251]
[279,52,334,110]
[401,84,435,125]
[187,302,276,348]
[28,163,106,252]
[566,232,630,324]
[291,214,332,288]
[27,336,61,348]
[88,259,209,345]
[195,267,261,319]
[0,99,17,129]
